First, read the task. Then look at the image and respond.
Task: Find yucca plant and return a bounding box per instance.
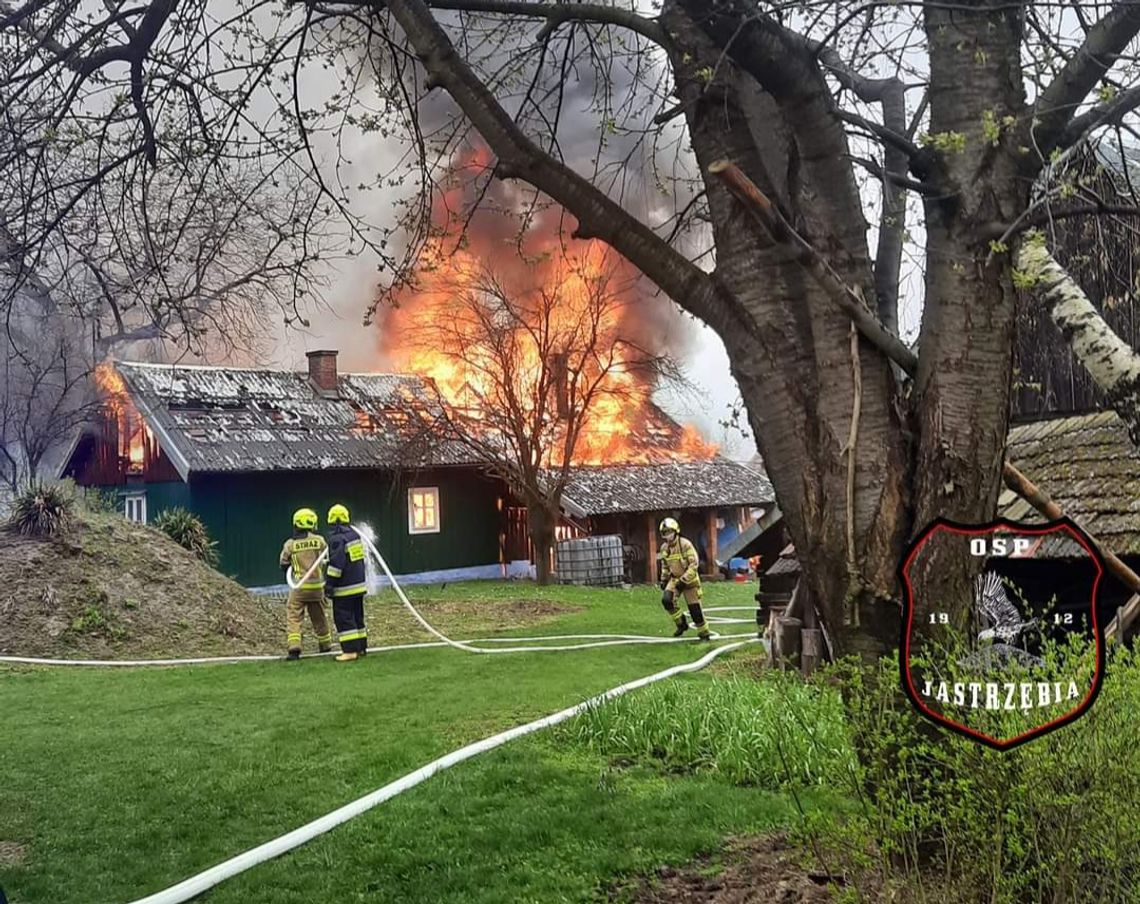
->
[153,507,219,566]
[9,482,74,537]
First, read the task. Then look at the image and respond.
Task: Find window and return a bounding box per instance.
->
[124,493,147,524]
[408,487,440,534]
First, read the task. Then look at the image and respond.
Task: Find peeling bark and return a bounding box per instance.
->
[1018,241,1140,447]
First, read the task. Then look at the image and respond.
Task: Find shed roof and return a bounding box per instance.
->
[113,360,476,477]
[558,459,773,515]
[999,410,1140,558]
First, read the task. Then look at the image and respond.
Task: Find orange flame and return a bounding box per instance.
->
[378,146,717,467]
[95,362,149,472]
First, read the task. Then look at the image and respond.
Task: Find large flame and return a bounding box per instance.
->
[379,149,718,467]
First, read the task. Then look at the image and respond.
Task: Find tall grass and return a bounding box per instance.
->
[558,673,855,788]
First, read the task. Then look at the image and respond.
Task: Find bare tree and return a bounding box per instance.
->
[9,1,1140,655]
[0,287,94,491]
[402,256,675,583]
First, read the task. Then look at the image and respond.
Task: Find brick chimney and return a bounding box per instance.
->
[306,349,339,397]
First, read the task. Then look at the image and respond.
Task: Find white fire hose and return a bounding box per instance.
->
[125,638,755,904]
[278,525,757,654]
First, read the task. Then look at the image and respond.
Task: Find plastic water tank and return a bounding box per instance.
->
[555,535,625,587]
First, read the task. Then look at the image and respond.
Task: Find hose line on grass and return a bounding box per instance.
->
[124,638,756,904]
[1,524,761,665]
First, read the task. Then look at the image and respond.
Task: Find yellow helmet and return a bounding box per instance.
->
[328,503,350,525]
[293,508,318,531]
[659,517,680,535]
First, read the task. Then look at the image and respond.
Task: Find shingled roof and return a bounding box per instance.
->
[1000,410,1140,558]
[113,360,477,476]
[107,361,775,516]
[557,459,773,516]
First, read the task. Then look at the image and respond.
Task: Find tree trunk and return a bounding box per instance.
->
[664,4,911,660]
[528,503,556,585]
[906,2,1029,635]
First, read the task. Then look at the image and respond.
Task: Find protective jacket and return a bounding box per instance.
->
[280,530,327,592]
[325,524,367,598]
[659,536,701,587]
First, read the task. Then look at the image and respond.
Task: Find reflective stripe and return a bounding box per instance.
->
[287,634,301,644]
[316,633,332,644]
[326,566,343,578]
[347,542,365,562]
[300,582,324,591]
[338,630,366,642]
[332,583,367,597]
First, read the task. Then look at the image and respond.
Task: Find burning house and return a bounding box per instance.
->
[62,352,507,587]
[62,351,771,588]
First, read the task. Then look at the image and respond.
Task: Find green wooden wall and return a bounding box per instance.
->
[138,468,502,586]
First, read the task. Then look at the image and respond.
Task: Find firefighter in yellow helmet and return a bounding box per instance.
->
[657,517,711,640]
[324,503,368,663]
[279,507,333,660]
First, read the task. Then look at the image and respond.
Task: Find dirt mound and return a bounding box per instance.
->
[0,509,280,659]
[617,835,885,904]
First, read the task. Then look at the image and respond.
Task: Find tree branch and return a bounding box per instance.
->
[385,0,746,340]
[707,159,918,375]
[847,155,939,196]
[423,0,668,47]
[1055,84,1140,151]
[1033,2,1140,155]
[1016,239,1140,448]
[981,200,1140,240]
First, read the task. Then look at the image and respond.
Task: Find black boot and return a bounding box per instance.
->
[672,615,690,637]
[286,649,301,661]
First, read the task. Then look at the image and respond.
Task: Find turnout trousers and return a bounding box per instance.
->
[332,592,368,653]
[286,589,332,653]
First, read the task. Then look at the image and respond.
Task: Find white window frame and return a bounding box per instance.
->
[408,486,441,534]
[124,493,147,524]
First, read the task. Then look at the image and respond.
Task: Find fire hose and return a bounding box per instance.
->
[124,638,754,904]
[278,525,758,654]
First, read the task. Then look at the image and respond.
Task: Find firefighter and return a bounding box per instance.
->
[279,508,333,660]
[657,517,711,640]
[325,503,368,663]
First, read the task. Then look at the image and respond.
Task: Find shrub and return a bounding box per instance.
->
[9,482,74,537]
[81,486,121,515]
[153,507,219,566]
[804,633,1140,904]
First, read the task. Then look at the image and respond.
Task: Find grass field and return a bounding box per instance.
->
[0,580,843,904]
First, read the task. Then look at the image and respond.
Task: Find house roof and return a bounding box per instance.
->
[1000,410,1140,558]
[103,361,776,514]
[557,459,774,516]
[112,360,477,477]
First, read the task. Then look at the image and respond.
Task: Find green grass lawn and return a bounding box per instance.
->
[0,581,839,904]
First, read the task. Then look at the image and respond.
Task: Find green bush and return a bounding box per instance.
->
[153,507,219,566]
[558,672,855,788]
[806,634,1140,903]
[9,481,74,537]
[81,486,121,515]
